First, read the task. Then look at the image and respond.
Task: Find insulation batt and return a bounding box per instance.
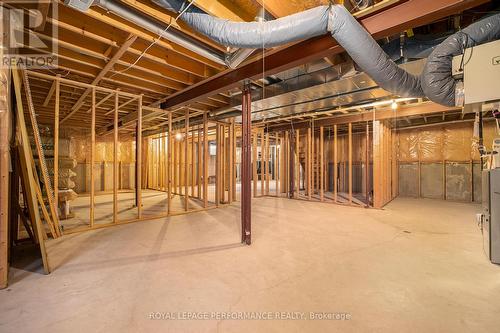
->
[154,1,500,106]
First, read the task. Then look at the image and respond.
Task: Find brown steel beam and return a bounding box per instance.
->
[241,82,252,245]
[161,0,486,110]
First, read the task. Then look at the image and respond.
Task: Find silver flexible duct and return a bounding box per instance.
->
[421,13,500,106]
[154,2,423,98]
[181,6,331,49]
[154,1,500,106]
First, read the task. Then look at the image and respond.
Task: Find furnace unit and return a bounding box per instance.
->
[481,169,500,264]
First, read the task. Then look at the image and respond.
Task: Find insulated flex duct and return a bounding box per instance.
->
[154,1,500,106]
[421,13,500,106]
[154,2,423,97]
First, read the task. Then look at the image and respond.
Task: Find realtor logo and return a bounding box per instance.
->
[493,56,500,66]
[0,0,58,69]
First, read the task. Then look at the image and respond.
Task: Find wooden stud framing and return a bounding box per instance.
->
[53,75,60,212]
[348,123,353,205]
[295,130,300,198]
[0,63,9,287]
[191,129,195,197]
[265,132,270,196]
[320,126,324,202]
[252,130,257,197]
[22,70,60,236]
[229,124,232,200]
[215,124,220,206]
[167,111,172,214]
[334,125,338,203]
[203,112,208,208]
[276,135,280,196]
[443,161,447,200]
[137,95,142,218]
[198,125,202,199]
[286,132,289,195]
[310,126,316,198]
[262,132,266,196]
[173,134,178,195]
[12,68,50,273]
[113,92,119,223]
[90,88,96,226]
[184,109,189,211]
[232,121,237,202]
[307,127,312,200]
[365,122,370,207]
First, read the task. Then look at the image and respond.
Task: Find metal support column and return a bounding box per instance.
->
[241,83,252,245]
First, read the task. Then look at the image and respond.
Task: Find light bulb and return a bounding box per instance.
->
[175,133,183,141]
[391,100,398,110]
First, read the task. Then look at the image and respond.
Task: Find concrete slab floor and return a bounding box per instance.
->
[1,197,500,332]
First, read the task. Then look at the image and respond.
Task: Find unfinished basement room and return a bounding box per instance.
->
[1,0,500,332]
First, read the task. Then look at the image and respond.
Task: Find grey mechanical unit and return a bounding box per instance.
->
[481,169,500,264]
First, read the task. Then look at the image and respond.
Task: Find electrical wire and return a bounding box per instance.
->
[110,0,197,78]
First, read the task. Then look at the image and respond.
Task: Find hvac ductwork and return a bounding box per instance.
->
[154,1,500,107]
[68,0,268,68]
[154,2,423,98]
[421,13,500,106]
[66,0,227,65]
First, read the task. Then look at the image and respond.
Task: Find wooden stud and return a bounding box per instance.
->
[215,124,220,206]
[0,67,9,286]
[21,70,60,236]
[315,135,319,194]
[167,111,172,214]
[222,124,226,203]
[232,120,237,202]
[365,122,370,207]
[443,160,446,200]
[348,123,353,205]
[311,122,316,197]
[261,129,265,197]
[275,135,279,196]
[173,134,178,195]
[229,121,234,203]
[470,160,474,202]
[334,125,338,203]
[184,109,189,211]
[53,75,60,213]
[252,130,257,197]
[320,127,324,201]
[295,130,300,198]
[191,128,195,197]
[203,112,208,208]
[113,92,119,223]
[12,67,50,273]
[61,34,138,124]
[90,88,96,226]
[198,125,202,199]
[162,134,166,191]
[285,132,289,195]
[265,132,270,196]
[307,127,312,200]
[137,95,142,218]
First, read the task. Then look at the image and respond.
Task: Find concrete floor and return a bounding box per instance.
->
[1,197,500,332]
